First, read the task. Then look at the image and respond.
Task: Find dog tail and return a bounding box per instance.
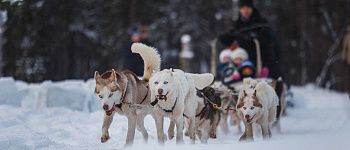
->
[131,43,161,81]
[187,73,214,90]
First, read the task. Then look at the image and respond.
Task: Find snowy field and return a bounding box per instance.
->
[0,77,349,150]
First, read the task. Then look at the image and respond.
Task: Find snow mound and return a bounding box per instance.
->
[1,78,99,112]
[0,77,24,106]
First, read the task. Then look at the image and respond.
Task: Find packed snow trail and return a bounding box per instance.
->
[0,78,349,150]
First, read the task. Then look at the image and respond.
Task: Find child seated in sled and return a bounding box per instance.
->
[223,48,255,84]
[232,48,270,79]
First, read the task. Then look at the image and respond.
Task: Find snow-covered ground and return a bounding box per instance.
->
[0,77,349,150]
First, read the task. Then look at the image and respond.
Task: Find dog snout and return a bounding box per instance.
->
[245,114,250,120]
[103,104,109,111]
[158,88,163,95]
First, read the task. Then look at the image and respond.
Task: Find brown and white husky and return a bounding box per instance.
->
[93,43,160,147]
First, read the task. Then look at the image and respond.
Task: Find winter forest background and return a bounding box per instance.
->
[0,0,349,93]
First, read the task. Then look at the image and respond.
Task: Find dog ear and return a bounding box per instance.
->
[243,90,247,97]
[270,80,277,89]
[109,69,117,81]
[237,101,244,109]
[94,71,103,83]
[252,90,262,108]
[94,71,100,79]
[253,99,263,108]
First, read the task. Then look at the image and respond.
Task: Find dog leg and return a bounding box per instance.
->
[101,113,113,143]
[260,122,270,140]
[268,125,272,138]
[124,116,137,147]
[209,113,220,138]
[154,115,165,145]
[196,129,202,140]
[168,119,175,140]
[200,121,210,144]
[136,114,148,143]
[220,112,229,134]
[175,116,184,144]
[239,122,253,141]
[188,116,196,144]
[273,119,282,134]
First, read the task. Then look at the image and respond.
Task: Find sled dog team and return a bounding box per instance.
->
[94,43,283,147]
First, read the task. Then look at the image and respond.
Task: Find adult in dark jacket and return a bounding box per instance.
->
[220,0,281,79]
[122,28,144,76]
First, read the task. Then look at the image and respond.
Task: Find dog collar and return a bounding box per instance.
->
[158,98,178,113]
[105,102,116,116]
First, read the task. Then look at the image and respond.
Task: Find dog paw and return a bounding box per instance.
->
[209,133,217,139]
[184,131,189,136]
[239,134,246,141]
[101,134,110,143]
[168,134,174,140]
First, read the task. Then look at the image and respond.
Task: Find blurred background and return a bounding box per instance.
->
[0,0,349,93]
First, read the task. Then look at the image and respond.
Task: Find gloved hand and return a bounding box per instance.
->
[259,67,269,78]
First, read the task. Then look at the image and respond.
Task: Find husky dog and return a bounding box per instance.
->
[93,43,160,146]
[149,69,214,144]
[243,77,287,133]
[271,78,287,132]
[192,87,222,143]
[211,81,241,134]
[236,79,279,141]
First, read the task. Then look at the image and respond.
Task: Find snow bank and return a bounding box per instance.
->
[0,77,25,106]
[0,77,99,112]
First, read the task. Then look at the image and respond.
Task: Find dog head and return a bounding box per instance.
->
[243,77,258,89]
[94,69,125,115]
[236,90,263,124]
[149,69,176,101]
[202,87,222,108]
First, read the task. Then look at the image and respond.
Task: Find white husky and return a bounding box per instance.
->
[236,78,279,141]
[149,69,214,144]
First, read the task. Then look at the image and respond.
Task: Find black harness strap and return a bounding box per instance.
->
[150,98,158,106]
[195,101,208,117]
[158,98,178,113]
[114,84,128,110]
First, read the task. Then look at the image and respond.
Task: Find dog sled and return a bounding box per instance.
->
[211,35,289,118]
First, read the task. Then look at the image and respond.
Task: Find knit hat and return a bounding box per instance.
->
[219,49,232,63]
[231,48,248,61]
[239,0,254,8]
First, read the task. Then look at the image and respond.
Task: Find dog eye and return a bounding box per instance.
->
[98,95,103,99]
[163,81,168,84]
[154,81,159,84]
[108,93,113,98]
[250,106,254,110]
[243,107,247,110]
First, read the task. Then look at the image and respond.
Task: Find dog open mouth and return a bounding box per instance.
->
[105,104,116,116]
[246,114,256,123]
[156,92,169,101]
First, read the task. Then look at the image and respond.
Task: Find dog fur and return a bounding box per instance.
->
[243,77,287,133]
[149,68,214,144]
[211,81,242,134]
[236,78,279,141]
[93,43,160,147]
[193,87,222,143]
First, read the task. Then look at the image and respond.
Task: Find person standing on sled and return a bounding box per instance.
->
[220,0,282,79]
